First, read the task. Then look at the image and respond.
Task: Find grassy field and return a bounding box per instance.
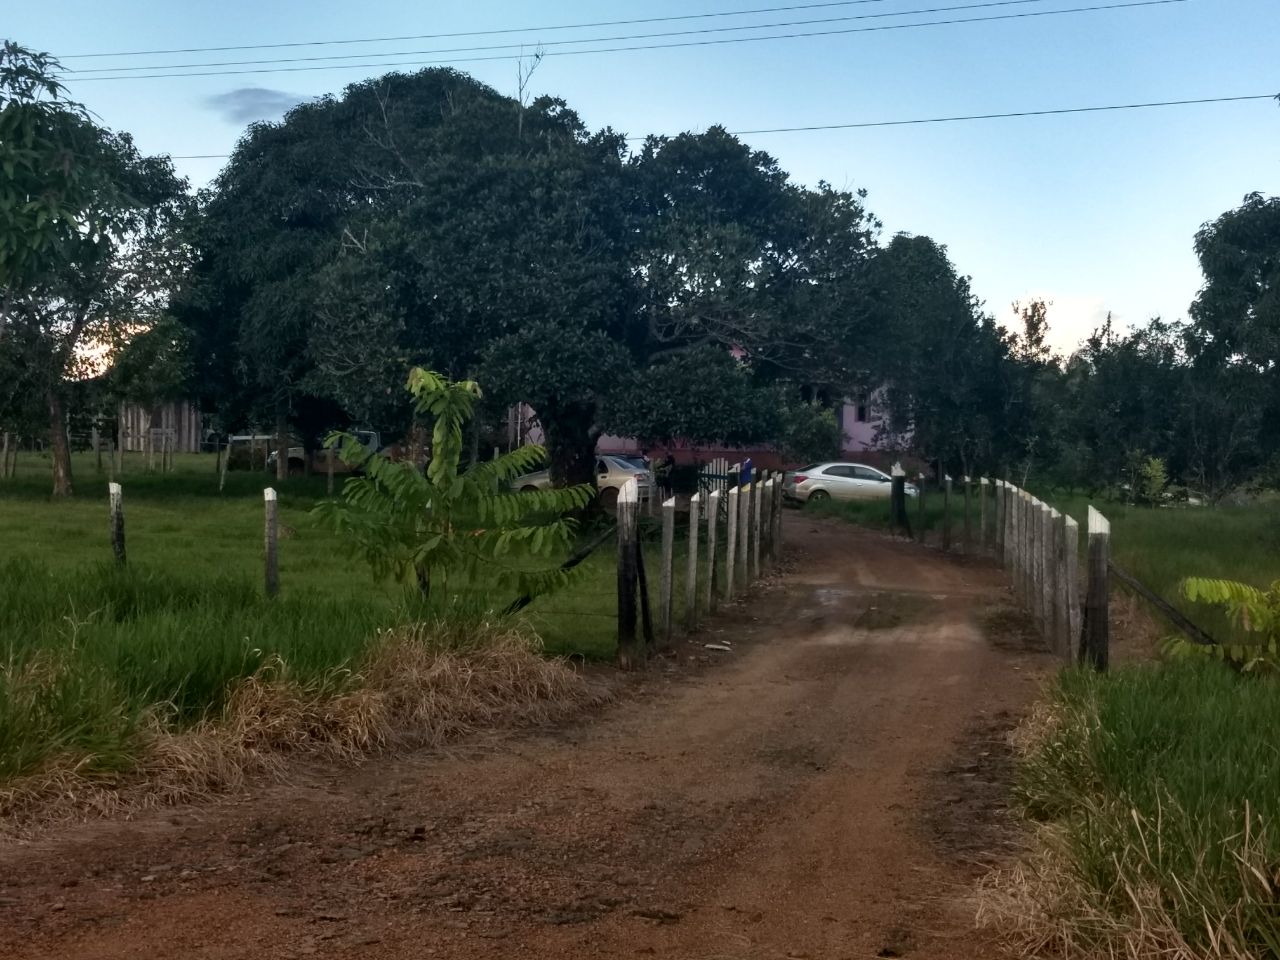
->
[1,451,727,788]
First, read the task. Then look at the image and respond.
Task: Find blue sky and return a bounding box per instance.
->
[9,0,1279,352]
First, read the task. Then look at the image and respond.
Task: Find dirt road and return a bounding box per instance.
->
[0,515,1049,960]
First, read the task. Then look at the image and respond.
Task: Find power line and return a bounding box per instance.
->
[163,94,1278,161]
[66,0,1190,82]
[58,0,925,59]
[71,0,1075,74]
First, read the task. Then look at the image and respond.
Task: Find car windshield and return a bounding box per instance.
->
[607,456,641,472]
[797,464,821,472]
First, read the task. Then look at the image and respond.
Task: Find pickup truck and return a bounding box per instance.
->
[264,429,384,475]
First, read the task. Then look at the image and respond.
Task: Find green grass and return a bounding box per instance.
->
[1010,662,1280,957]
[0,452,734,784]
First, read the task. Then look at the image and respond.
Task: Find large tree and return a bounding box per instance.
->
[184,70,881,485]
[0,43,187,495]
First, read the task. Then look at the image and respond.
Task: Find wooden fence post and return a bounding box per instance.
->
[685,493,701,633]
[106,440,116,483]
[0,432,9,479]
[326,446,335,496]
[993,480,1004,562]
[736,480,750,589]
[706,489,720,614]
[725,486,739,600]
[108,482,126,565]
[942,475,953,552]
[1030,499,1042,628]
[1000,482,1012,570]
[1013,490,1025,601]
[263,487,279,598]
[1051,509,1070,658]
[616,480,642,669]
[1039,502,1054,637]
[1023,493,1035,606]
[660,496,676,647]
[1084,506,1110,672]
[978,477,987,551]
[768,476,778,560]
[962,476,972,552]
[890,464,911,538]
[1064,514,1081,660]
[914,474,926,543]
[219,438,231,493]
[747,481,757,578]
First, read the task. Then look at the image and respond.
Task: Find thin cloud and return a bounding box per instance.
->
[205,87,304,123]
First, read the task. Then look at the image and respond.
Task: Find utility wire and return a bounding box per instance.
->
[58,0,932,58]
[163,94,1278,161]
[71,0,1076,73]
[66,0,1190,82]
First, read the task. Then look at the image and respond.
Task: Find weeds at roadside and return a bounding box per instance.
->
[1,619,602,834]
[978,663,1280,959]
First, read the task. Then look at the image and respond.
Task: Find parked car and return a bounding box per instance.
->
[516,454,654,505]
[783,462,919,503]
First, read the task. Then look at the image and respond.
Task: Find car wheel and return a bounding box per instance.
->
[521,485,540,493]
[600,486,620,508]
[808,489,830,502]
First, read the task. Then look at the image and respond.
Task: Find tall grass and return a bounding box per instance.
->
[982,662,1280,958]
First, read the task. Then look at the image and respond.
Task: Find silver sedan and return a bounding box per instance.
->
[783,462,919,503]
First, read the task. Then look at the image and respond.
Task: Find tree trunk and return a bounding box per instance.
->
[544,407,598,489]
[48,389,73,497]
[1,432,9,479]
[275,410,289,483]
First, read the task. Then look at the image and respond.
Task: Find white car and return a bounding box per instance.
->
[783,462,918,503]
[516,455,654,505]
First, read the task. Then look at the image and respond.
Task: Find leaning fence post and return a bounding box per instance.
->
[942,475,953,552]
[263,487,279,598]
[685,493,701,633]
[1085,506,1110,671]
[108,482,126,565]
[725,485,739,600]
[1065,514,1081,659]
[962,476,972,552]
[659,496,676,646]
[705,489,720,614]
[616,479,641,669]
[736,480,751,588]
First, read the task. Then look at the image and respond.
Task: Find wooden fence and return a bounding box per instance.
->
[905,477,1110,669]
[618,464,784,669]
